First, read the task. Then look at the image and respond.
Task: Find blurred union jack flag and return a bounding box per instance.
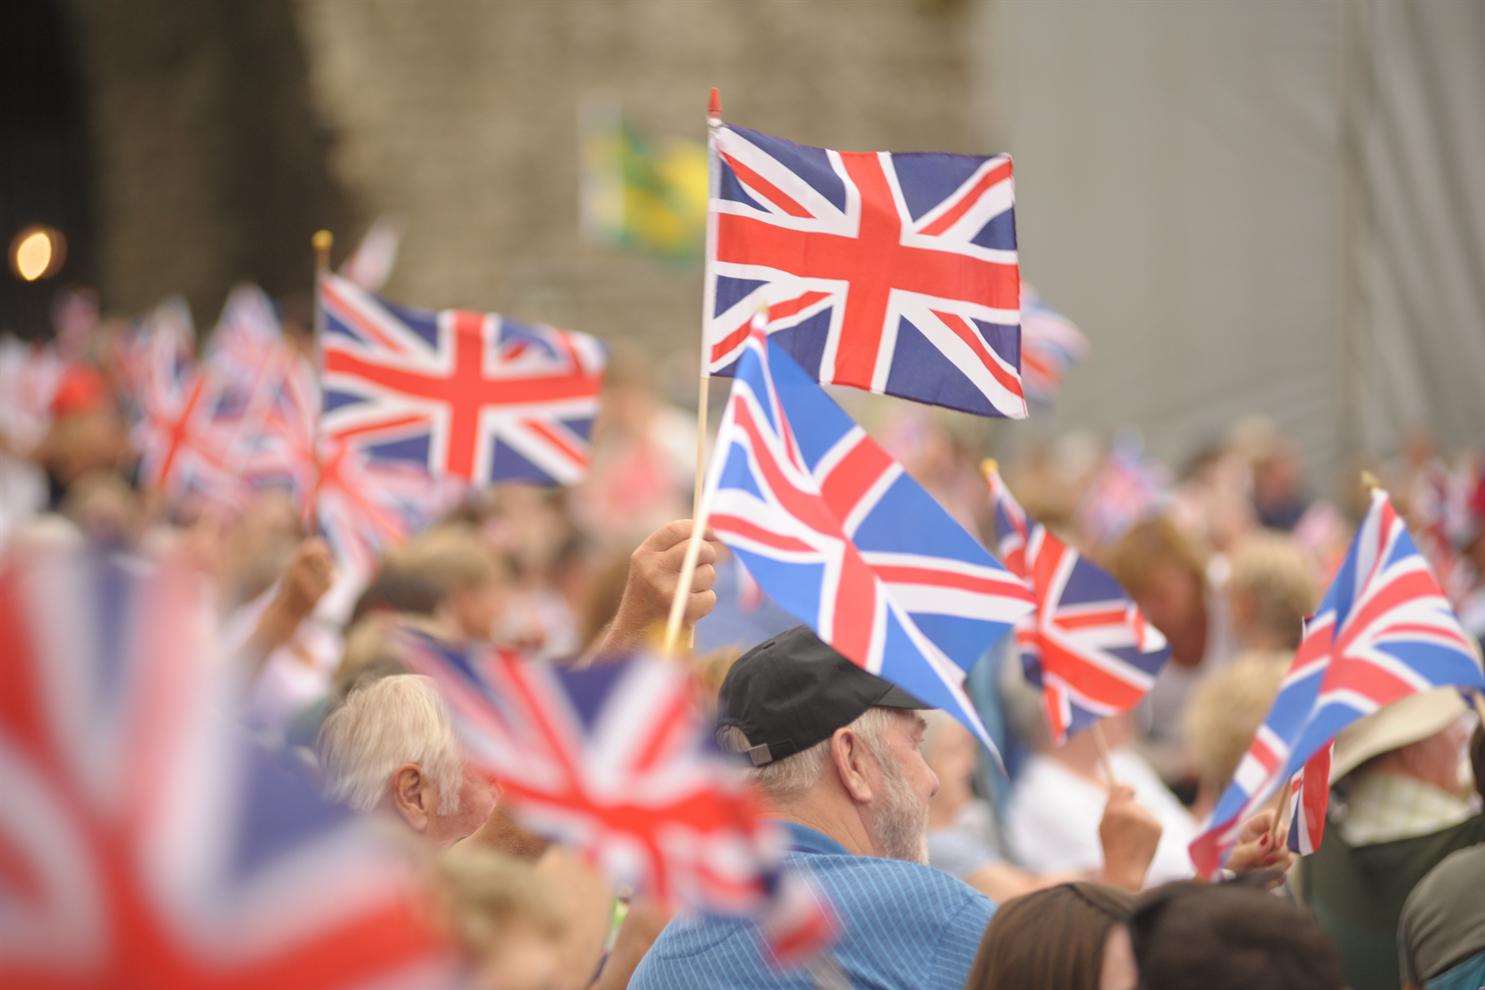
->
[319,273,605,487]
[984,461,1168,744]
[703,325,1034,754]
[401,634,836,967]
[243,359,454,583]
[132,299,245,507]
[1189,489,1484,876]
[1018,284,1088,408]
[0,545,453,987]
[706,121,1025,418]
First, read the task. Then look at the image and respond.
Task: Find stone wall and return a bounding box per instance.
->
[292,0,984,387]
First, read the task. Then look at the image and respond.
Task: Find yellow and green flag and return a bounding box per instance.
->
[581,105,708,262]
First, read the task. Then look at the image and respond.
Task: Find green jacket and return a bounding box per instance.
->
[1298,813,1485,990]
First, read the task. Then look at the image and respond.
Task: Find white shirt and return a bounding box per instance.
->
[1007,748,1199,886]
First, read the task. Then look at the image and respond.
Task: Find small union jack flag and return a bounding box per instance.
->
[984,461,1168,744]
[1285,742,1332,856]
[319,273,606,487]
[703,325,1034,753]
[1189,489,1484,876]
[0,544,455,987]
[132,299,244,506]
[1018,284,1087,407]
[400,634,837,966]
[706,120,1025,418]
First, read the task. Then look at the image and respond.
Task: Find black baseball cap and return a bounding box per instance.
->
[716,625,929,767]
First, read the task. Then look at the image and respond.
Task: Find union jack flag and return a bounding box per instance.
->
[1019,285,1088,407]
[132,300,243,506]
[243,362,453,583]
[984,461,1168,744]
[1076,438,1170,548]
[400,634,837,966]
[1189,489,1484,876]
[1285,743,1332,856]
[319,273,606,487]
[702,325,1034,753]
[706,121,1025,418]
[0,544,455,987]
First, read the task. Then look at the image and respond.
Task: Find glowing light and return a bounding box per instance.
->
[10,225,66,282]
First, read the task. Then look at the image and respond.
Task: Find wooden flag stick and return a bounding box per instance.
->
[1471,691,1485,728]
[1268,777,1294,848]
[1090,722,1119,787]
[663,479,716,657]
[309,229,333,532]
[681,87,725,651]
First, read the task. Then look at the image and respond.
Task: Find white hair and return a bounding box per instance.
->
[718,707,898,804]
[317,673,463,815]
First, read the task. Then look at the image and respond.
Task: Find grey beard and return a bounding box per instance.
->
[869,751,929,864]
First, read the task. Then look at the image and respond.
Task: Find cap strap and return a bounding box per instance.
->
[745,743,773,767]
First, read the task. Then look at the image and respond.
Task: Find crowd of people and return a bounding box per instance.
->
[3,284,1485,990]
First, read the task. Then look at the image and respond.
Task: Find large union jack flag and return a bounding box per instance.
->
[400,634,836,967]
[702,325,1034,753]
[1189,489,1484,876]
[319,273,605,487]
[706,121,1025,418]
[984,461,1168,744]
[0,545,454,987]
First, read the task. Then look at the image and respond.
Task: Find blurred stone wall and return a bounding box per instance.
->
[64,0,352,324]
[292,0,985,391]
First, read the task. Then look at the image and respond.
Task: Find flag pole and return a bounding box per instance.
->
[310,229,333,532]
[1268,777,1294,848]
[679,86,724,651]
[663,474,716,657]
[1090,723,1119,787]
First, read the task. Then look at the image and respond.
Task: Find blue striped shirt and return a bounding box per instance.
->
[630,821,995,989]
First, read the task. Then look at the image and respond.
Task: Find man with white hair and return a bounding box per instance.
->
[631,626,992,989]
[317,673,497,845]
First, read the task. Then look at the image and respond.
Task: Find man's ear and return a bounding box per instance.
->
[389,763,430,833]
[830,728,876,805]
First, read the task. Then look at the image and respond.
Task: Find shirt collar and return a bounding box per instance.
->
[777,820,850,856]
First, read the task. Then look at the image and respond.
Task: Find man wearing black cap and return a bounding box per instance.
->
[630,626,994,988]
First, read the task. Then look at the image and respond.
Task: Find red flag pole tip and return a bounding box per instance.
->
[708,87,722,120]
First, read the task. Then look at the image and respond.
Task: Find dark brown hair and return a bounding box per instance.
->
[964,882,1134,989]
[1129,879,1344,990]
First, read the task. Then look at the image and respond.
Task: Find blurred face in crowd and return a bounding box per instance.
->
[860,710,938,863]
[1133,564,1204,653]
[924,715,978,821]
[1391,718,1475,794]
[450,574,511,643]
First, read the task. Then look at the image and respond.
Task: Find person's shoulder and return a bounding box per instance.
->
[1406,842,1485,911]
[629,913,776,989]
[807,849,992,920]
